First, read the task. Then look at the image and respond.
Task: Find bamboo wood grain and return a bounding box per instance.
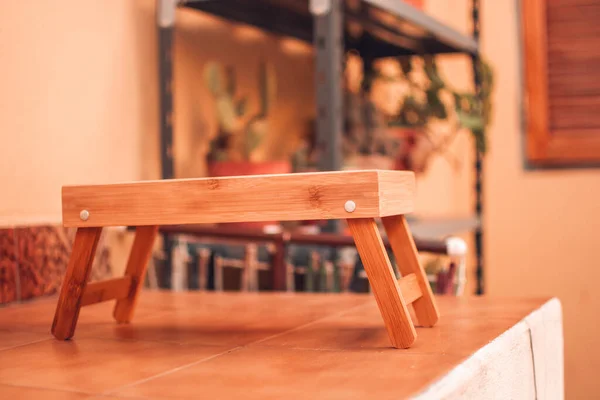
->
[81,276,133,307]
[113,226,159,323]
[377,170,417,217]
[62,170,415,227]
[52,227,102,340]
[347,218,417,349]
[52,169,433,347]
[382,215,439,327]
[397,273,422,305]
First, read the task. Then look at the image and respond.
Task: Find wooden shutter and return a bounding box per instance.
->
[522,0,600,166]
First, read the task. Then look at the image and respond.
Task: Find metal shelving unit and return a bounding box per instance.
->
[183,0,477,55]
[155,0,485,293]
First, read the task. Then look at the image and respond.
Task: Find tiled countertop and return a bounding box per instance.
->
[0,292,563,399]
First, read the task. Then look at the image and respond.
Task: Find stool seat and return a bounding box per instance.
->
[52,170,439,348]
[61,170,416,227]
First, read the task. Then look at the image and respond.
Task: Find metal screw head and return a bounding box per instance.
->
[79,210,90,221]
[344,200,356,213]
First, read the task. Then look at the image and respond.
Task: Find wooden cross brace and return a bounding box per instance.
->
[52,170,439,348]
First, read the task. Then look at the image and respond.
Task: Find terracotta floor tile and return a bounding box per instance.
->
[86,396,153,400]
[0,329,51,351]
[252,302,392,350]
[0,292,552,399]
[0,337,232,394]
[436,295,550,320]
[406,316,523,355]
[253,297,541,354]
[329,295,541,322]
[0,297,161,336]
[136,290,368,314]
[0,384,90,399]
[115,345,465,400]
[255,301,523,354]
[0,299,58,332]
[82,292,368,346]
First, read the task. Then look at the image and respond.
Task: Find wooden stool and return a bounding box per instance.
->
[52,170,439,348]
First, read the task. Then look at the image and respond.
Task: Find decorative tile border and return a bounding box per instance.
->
[0,226,112,305]
[0,229,17,304]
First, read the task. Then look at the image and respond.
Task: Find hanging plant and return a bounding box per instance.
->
[291,53,494,174]
[385,56,494,157]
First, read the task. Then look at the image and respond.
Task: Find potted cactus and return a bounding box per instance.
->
[203,61,290,229]
[203,61,290,178]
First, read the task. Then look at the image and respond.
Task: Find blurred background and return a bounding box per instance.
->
[0,0,599,397]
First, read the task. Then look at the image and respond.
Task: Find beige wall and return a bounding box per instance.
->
[0,0,472,224]
[431,0,600,397]
[431,0,600,396]
[0,0,159,225]
[481,1,600,397]
[0,1,316,225]
[1,0,599,397]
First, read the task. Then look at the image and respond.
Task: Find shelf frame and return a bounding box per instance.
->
[154,0,484,292]
[183,0,478,56]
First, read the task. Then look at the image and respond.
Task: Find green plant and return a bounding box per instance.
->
[385,56,494,154]
[203,61,276,162]
[291,53,495,174]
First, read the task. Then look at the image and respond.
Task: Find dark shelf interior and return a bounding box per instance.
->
[184,0,478,57]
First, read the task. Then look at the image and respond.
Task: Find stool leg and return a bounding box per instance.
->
[347,218,417,348]
[52,227,103,340]
[113,225,159,323]
[382,215,439,327]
